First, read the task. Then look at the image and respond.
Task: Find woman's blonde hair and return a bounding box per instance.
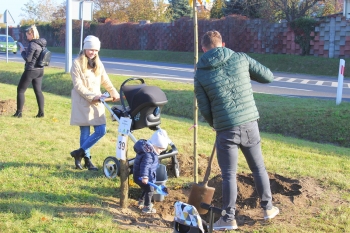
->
[77,50,101,75]
[26,25,40,39]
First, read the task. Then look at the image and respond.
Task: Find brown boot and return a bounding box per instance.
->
[84,156,98,171]
[70,148,84,170]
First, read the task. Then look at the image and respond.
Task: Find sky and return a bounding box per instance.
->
[1,0,29,27]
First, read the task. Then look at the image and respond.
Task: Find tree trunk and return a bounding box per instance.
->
[120,150,129,208]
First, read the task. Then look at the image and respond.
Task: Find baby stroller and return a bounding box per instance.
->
[101,77,180,179]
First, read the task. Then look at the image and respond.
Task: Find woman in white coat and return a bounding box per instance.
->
[70,35,119,171]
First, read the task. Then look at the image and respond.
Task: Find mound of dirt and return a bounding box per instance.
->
[103,152,346,232]
[0,99,16,115]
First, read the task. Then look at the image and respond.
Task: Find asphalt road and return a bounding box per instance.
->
[1,52,350,102]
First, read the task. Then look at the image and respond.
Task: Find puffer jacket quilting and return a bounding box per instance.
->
[132,139,159,183]
[21,38,47,70]
[194,47,274,131]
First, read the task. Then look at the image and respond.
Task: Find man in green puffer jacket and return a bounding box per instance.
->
[194,30,279,231]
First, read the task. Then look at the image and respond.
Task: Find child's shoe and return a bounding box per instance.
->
[138,199,144,209]
[142,204,156,214]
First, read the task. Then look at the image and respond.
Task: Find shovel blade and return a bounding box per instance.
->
[156,185,168,196]
[188,183,215,215]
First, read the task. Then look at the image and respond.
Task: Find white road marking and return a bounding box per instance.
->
[301,79,309,84]
[152,73,179,77]
[286,78,296,82]
[331,82,338,87]
[113,68,133,72]
[315,81,324,85]
[110,73,193,82]
[103,60,193,72]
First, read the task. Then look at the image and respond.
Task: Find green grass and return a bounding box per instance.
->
[1,57,350,232]
[1,61,350,148]
[49,47,350,78]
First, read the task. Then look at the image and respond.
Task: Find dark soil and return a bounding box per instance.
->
[0,99,16,115]
[103,149,346,232]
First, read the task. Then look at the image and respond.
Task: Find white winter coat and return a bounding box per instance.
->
[70,59,119,126]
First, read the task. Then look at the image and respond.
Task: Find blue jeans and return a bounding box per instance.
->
[80,124,106,158]
[216,120,272,221]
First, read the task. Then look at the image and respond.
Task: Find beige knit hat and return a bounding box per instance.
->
[83,35,101,51]
[149,129,170,149]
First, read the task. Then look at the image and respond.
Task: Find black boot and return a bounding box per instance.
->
[35,112,44,118]
[84,156,98,171]
[13,111,22,118]
[70,148,84,170]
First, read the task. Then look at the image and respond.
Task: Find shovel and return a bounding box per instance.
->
[138,178,169,196]
[187,142,216,215]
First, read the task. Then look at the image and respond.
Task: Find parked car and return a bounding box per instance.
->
[0,34,18,54]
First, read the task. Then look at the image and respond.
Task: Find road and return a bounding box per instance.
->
[1,52,350,102]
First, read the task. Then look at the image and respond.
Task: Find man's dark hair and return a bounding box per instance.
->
[201,30,222,50]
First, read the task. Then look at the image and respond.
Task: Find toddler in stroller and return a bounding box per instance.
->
[100,78,180,179]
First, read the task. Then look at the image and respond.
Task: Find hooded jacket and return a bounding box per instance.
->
[194,47,274,131]
[132,139,159,183]
[21,38,47,70]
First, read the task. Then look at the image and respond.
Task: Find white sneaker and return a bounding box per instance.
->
[142,204,156,214]
[212,217,238,231]
[263,206,279,220]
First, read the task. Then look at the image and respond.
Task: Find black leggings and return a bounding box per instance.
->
[16,69,44,113]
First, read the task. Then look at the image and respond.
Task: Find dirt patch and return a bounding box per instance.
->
[0,99,16,116]
[102,152,347,232]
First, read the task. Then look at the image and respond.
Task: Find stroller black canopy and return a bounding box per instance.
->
[122,84,168,116]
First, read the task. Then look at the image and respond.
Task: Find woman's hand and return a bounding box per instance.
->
[92,95,102,104]
[112,96,120,102]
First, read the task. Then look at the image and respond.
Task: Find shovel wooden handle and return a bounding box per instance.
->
[202,142,216,184]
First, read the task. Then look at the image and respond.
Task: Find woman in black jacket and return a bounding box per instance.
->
[13,25,47,118]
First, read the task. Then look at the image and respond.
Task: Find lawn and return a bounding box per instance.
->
[0,58,349,232]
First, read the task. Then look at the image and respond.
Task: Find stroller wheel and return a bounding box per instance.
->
[103,157,120,179]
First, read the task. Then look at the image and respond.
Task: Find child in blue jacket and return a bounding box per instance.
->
[133,129,170,214]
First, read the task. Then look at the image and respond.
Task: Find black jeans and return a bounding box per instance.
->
[16,69,44,113]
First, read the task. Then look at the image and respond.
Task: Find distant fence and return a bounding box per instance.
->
[4,14,350,58]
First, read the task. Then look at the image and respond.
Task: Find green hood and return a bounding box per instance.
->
[197,47,234,70]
